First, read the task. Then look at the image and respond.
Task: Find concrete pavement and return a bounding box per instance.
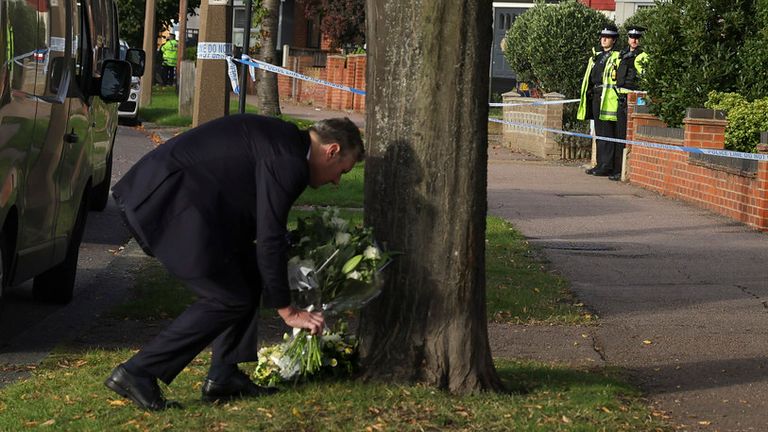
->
[487,155,768,431]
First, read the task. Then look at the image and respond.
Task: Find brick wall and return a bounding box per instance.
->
[626,93,768,231]
[278,53,366,113]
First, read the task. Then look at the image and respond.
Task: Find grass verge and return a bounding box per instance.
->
[0,349,668,431]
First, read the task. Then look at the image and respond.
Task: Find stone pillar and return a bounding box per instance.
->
[757,132,768,154]
[192,0,232,127]
[683,108,727,149]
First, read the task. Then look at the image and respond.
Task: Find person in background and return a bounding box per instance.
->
[160,33,178,86]
[577,24,621,177]
[611,25,649,181]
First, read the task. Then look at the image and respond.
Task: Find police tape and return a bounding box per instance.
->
[489,99,580,107]
[234,57,367,96]
[231,56,571,108]
[489,118,768,162]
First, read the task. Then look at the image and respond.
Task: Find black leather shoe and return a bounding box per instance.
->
[591,169,611,176]
[201,370,279,403]
[104,364,181,411]
[585,167,597,175]
[608,174,621,181]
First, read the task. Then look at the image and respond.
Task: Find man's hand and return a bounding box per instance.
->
[277,305,325,335]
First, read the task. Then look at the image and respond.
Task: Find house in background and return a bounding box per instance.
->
[579,0,616,19]
[490,2,536,97]
[613,0,655,24]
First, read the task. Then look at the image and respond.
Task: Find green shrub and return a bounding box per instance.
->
[642,0,757,126]
[705,91,768,153]
[503,0,611,99]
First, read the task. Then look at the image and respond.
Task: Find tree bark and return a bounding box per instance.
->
[256,0,281,116]
[359,0,503,394]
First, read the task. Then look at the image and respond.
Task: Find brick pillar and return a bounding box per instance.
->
[683,108,727,149]
[625,92,643,142]
[350,54,366,112]
[325,56,345,110]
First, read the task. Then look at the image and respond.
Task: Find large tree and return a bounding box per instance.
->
[358,0,503,394]
[256,0,281,115]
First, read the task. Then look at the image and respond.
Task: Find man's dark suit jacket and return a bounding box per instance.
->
[112,114,311,308]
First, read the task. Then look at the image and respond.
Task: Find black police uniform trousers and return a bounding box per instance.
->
[125,253,262,384]
[592,95,618,174]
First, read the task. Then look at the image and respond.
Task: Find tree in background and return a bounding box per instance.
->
[303,0,365,49]
[503,0,610,99]
[360,0,503,394]
[116,0,199,48]
[642,0,756,126]
[256,0,281,115]
[737,0,768,101]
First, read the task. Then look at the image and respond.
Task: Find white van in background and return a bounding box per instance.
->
[118,39,141,125]
[0,0,143,303]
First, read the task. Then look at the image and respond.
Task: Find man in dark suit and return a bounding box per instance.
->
[104,114,364,410]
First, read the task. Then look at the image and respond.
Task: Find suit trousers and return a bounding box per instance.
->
[127,254,262,384]
[592,95,618,174]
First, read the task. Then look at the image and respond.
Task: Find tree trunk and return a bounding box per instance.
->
[256,0,281,116]
[359,0,503,394]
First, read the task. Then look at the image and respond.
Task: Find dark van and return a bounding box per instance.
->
[0,0,141,303]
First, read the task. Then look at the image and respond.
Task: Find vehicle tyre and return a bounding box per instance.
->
[33,190,89,304]
[90,149,113,211]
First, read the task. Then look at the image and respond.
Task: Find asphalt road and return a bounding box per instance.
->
[0,125,155,384]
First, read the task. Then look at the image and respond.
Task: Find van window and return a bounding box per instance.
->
[39,0,72,102]
[7,0,44,94]
[73,0,92,90]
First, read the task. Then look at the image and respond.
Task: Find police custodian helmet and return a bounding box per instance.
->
[627,25,646,38]
[599,24,619,38]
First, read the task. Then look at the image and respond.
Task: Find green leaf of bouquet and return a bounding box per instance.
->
[342,255,363,274]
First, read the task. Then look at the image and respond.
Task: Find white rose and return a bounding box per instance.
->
[363,245,381,260]
[346,270,361,280]
[335,232,351,245]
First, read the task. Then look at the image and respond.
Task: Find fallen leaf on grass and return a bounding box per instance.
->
[643,339,653,345]
[41,419,56,426]
[698,420,712,426]
[600,406,612,413]
[561,415,572,424]
[108,399,128,406]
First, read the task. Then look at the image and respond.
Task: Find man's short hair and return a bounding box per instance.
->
[310,118,365,161]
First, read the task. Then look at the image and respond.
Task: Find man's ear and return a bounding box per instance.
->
[326,143,341,159]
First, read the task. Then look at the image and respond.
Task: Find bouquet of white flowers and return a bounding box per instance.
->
[253,208,390,385]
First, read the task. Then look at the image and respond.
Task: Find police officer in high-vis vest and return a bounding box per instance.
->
[160,33,178,86]
[611,25,649,180]
[578,24,621,177]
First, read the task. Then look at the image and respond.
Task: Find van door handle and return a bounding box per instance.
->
[64,129,78,144]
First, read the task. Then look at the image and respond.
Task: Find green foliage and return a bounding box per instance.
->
[503,0,611,98]
[303,0,366,49]
[705,91,768,153]
[738,0,768,100]
[116,0,200,48]
[642,0,757,126]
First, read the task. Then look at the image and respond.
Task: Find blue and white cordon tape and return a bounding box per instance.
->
[489,118,768,162]
[233,56,366,96]
[224,54,768,162]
